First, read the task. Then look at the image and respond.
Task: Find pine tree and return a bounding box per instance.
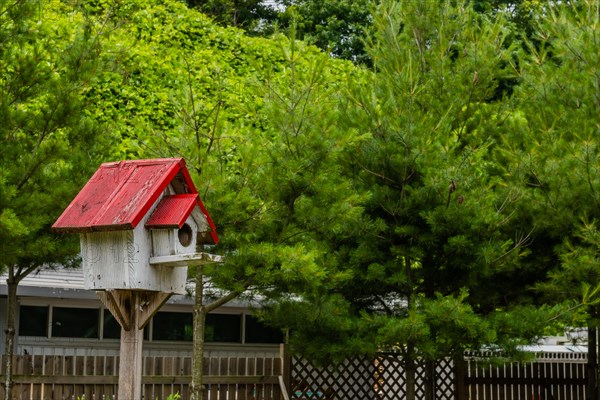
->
[512,1,600,396]
[0,1,106,396]
[264,2,560,399]
[181,33,362,400]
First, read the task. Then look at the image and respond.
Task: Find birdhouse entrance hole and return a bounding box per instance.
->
[178,223,193,247]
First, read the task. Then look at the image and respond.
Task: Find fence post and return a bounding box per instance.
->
[454,355,467,400]
[280,344,292,398]
[589,325,599,400]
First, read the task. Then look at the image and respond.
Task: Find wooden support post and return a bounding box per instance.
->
[280,343,291,397]
[97,290,171,400]
[454,355,467,400]
[119,313,144,400]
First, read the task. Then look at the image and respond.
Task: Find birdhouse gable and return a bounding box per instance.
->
[144,192,214,259]
[145,194,198,229]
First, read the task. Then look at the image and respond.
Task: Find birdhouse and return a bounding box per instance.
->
[52,158,219,294]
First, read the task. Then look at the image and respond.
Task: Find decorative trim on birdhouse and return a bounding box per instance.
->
[149,252,224,268]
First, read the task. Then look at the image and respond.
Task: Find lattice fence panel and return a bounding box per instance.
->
[291,356,377,399]
[436,358,456,399]
[291,355,456,400]
[373,355,455,400]
[374,355,405,399]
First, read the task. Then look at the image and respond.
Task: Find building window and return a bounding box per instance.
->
[19,306,48,337]
[153,311,193,341]
[206,313,241,343]
[245,315,283,344]
[103,309,149,340]
[18,305,281,344]
[103,309,121,339]
[152,312,242,343]
[52,307,99,339]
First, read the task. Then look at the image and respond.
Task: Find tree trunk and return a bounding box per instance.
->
[454,355,467,400]
[404,258,417,400]
[404,341,417,400]
[405,355,416,400]
[189,261,237,400]
[424,359,436,400]
[191,265,207,400]
[422,258,436,400]
[3,272,17,400]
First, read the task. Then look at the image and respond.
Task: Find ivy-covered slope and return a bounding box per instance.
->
[83,0,353,159]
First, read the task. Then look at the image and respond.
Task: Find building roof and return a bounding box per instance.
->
[0,266,95,300]
[52,158,218,243]
[0,266,250,308]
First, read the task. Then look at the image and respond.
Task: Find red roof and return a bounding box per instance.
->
[52,158,218,244]
[145,194,198,229]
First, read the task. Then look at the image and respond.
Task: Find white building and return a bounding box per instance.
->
[0,266,282,358]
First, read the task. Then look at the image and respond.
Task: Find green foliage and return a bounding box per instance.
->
[165,392,182,400]
[508,0,600,324]
[204,38,363,302]
[538,220,600,325]
[350,0,523,308]
[279,0,376,64]
[80,0,361,310]
[262,0,572,371]
[186,0,279,34]
[268,294,373,366]
[1,2,109,395]
[82,0,292,163]
[182,0,378,63]
[179,0,548,65]
[0,0,106,271]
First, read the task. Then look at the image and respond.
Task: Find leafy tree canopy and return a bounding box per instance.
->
[278,0,376,64]
[182,0,559,65]
[187,0,279,34]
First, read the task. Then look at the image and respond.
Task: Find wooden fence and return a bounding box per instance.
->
[0,351,591,399]
[463,353,588,400]
[289,351,589,400]
[0,355,283,400]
